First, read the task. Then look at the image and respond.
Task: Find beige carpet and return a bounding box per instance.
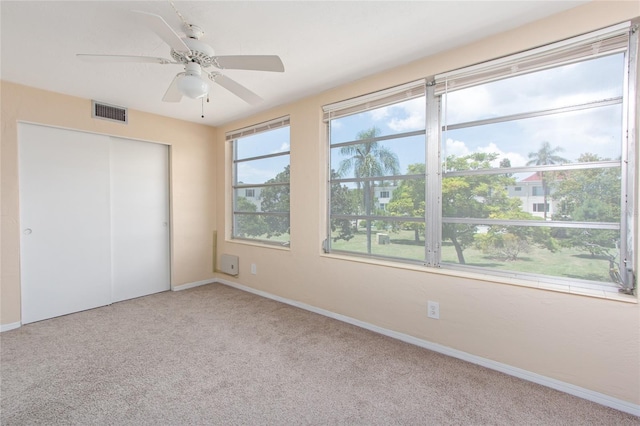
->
[1,283,637,425]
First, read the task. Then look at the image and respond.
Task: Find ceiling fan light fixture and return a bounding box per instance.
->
[177,62,210,99]
[178,74,209,99]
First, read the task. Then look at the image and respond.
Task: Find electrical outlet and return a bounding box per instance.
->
[427,301,440,319]
[251,263,257,275]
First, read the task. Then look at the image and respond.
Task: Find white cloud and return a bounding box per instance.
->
[443,85,493,124]
[444,138,469,157]
[387,97,425,132]
[330,120,343,130]
[236,162,274,184]
[365,97,425,132]
[476,142,527,167]
[368,107,389,121]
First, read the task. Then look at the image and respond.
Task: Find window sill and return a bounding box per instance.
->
[227,238,291,251]
[320,253,637,304]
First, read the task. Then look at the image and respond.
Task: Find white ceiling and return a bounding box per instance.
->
[1,1,588,127]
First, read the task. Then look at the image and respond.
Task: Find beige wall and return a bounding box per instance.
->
[1,82,217,324]
[214,2,640,405]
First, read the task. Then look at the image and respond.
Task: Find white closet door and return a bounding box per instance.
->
[110,137,170,302]
[19,124,112,324]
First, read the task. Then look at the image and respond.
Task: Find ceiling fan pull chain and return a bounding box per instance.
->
[201,97,204,118]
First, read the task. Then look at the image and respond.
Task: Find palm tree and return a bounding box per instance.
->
[526,141,568,219]
[338,127,400,254]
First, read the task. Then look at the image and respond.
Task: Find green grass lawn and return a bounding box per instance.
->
[330,229,614,283]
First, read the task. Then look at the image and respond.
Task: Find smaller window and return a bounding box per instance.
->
[532,186,544,196]
[379,191,390,199]
[230,117,290,246]
[514,187,522,192]
[533,203,549,212]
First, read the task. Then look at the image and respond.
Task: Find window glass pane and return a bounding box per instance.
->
[331,179,424,218]
[441,224,622,288]
[233,123,290,244]
[443,167,621,222]
[442,170,517,219]
[330,224,426,262]
[235,127,290,160]
[330,97,426,144]
[443,53,624,125]
[235,186,290,214]
[443,104,622,172]
[234,187,262,212]
[234,213,290,244]
[331,134,425,179]
[255,184,290,213]
[236,155,290,185]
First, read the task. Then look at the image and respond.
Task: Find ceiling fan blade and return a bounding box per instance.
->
[162,73,184,102]
[77,54,172,64]
[213,55,285,72]
[132,10,191,54]
[213,74,263,105]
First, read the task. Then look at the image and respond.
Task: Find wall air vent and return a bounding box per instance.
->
[92,100,128,124]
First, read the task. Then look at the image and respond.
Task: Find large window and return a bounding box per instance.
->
[325,23,637,296]
[229,117,290,246]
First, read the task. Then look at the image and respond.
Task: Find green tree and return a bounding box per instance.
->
[475,210,558,261]
[552,153,620,260]
[234,197,266,237]
[259,165,290,238]
[387,163,425,242]
[442,152,520,264]
[330,170,360,242]
[338,127,400,253]
[526,141,569,219]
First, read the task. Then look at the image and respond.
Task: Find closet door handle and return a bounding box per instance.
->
[23,228,33,235]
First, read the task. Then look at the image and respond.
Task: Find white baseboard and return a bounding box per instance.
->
[1,322,21,333]
[172,279,215,292]
[215,278,640,417]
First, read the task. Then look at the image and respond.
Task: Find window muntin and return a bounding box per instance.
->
[325,24,636,296]
[231,119,290,245]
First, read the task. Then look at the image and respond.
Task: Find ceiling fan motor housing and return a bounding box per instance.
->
[171,37,216,67]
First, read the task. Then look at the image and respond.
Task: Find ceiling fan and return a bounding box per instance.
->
[77,8,284,105]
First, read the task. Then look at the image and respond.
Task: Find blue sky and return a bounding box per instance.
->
[237,52,624,185]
